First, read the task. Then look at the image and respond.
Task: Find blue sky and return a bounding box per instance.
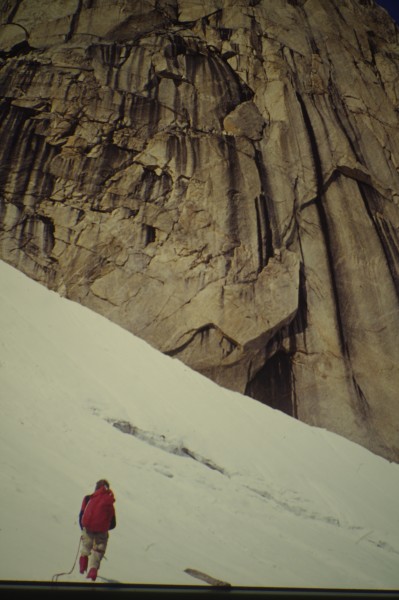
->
[377,0,399,24]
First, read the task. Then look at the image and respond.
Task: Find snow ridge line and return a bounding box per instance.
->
[108,419,227,475]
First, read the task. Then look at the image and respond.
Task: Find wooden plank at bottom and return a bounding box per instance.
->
[184,568,231,587]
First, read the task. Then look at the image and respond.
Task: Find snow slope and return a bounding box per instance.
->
[1,259,399,590]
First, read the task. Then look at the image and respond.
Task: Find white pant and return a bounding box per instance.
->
[81,528,109,570]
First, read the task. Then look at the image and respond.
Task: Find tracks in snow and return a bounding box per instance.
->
[108,419,226,475]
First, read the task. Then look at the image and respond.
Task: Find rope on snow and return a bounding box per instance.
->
[51,536,82,582]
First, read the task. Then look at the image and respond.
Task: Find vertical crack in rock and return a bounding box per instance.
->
[295,91,371,420]
[253,148,277,267]
[65,0,83,43]
[254,193,271,271]
[295,92,348,358]
[358,182,399,297]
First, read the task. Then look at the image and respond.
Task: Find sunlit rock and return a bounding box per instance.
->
[1,0,398,461]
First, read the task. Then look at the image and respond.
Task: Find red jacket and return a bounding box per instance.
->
[80,485,116,533]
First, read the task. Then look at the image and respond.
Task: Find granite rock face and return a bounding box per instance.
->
[1,0,398,461]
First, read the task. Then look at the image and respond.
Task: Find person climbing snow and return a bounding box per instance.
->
[78,479,116,581]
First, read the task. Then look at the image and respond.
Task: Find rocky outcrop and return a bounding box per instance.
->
[1,0,398,462]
